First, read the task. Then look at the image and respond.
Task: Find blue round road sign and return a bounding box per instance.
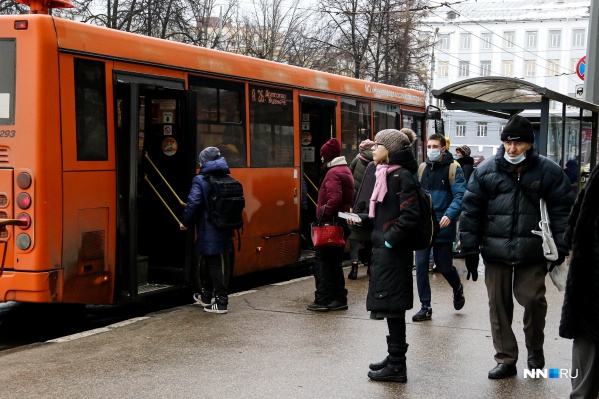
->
[576,56,586,80]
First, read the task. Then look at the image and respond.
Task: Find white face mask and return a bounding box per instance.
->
[427,149,441,162]
[503,152,526,164]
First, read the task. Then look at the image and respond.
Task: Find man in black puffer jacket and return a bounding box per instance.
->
[460,114,574,380]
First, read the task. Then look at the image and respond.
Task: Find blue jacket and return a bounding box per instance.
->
[419,152,466,242]
[181,158,233,255]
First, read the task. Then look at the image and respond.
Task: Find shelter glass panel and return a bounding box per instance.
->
[547,113,564,165]
[249,85,294,167]
[190,76,247,167]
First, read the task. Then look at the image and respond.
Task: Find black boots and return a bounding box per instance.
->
[348,261,359,280]
[368,336,408,383]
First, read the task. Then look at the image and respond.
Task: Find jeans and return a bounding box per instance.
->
[415,242,461,307]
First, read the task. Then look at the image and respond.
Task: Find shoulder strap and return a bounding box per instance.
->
[448,162,458,185]
[418,163,426,182]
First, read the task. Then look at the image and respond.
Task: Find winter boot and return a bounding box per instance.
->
[348,261,359,280]
[368,356,389,371]
[368,338,408,383]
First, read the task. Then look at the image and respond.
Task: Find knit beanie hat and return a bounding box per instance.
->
[456,145,471,157]
[359,139,375,151]
[501,115,534,143]
[374,128,416,154]
[320,138,341,161]
[199,146,221,163]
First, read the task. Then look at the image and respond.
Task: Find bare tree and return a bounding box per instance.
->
[1,1,29,14]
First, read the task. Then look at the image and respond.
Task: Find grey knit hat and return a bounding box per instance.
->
[374,128,416,154]
[456,145,471,157]
[199,146,221,163]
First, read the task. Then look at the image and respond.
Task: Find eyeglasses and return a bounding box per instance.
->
[373,142,384,149]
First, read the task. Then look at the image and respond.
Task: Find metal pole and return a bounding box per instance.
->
[585,0,599,103]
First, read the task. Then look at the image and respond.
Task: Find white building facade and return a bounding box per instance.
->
[424,0,590,161]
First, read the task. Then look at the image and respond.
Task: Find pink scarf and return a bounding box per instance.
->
[369,164,401,218]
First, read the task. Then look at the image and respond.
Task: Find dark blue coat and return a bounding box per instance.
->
[419,152,466,242]
[181,158,233,255]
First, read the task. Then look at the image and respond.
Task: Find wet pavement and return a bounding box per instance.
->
[0,259,573,398]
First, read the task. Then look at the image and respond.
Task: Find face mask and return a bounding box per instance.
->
[503,152,526,164]
[427,149,441,161]
[454,155,461,160]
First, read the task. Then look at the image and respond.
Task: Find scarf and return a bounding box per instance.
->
[369,164,401,218]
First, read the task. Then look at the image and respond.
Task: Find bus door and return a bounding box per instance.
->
[115,78,195,299]
[299,95,337,249]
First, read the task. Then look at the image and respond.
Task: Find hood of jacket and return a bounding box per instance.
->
[200,157,230,175]
[388,148,418,174]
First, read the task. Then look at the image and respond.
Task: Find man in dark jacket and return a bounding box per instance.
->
[180,147,235,314]
[413,134,467,322]
[307,138,354,312]
[560,164,599,399]
[460,114,574,379]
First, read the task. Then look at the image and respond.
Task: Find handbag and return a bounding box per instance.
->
[531,198,567,291]
[311,205,345,248]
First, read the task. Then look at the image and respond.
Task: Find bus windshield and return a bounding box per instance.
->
[0,39,16,125]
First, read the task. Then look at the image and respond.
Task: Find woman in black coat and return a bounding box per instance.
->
[351,128,420,383]
[455,145,474,184]
[560,164,599,399]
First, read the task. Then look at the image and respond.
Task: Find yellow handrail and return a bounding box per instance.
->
[144,174,182,226]
[303,173,319,192]
[144,151,186,207]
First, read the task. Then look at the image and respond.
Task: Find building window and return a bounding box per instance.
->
[438,61,448,77]
[459,61,469,77]
[480,61,491,77]
[455,122,466,137]
[549,30,561,48]
[503,31,515,48]
[571,58,581,75]
[481,33,492,50]
[477,122,488,137]
[547,59,560,76]
[526,31,537,48]
[572,29,586,47]
[502,60,514,77]
[524,60,536,77]
[460,33,471,50]
[438,34,450,50]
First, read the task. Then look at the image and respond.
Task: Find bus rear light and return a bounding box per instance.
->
[16,193,31,209]
[16,213,31,229]
[14,21,28,30]
[16,172,32,189]
[16,233,31,250]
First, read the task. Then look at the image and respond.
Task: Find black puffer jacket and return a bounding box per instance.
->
[460,146,573,266]
[366,148,419,313]
[560,164,599,342]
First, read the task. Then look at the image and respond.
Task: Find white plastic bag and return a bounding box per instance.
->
[532,198,558,261]
[548,259,568,292]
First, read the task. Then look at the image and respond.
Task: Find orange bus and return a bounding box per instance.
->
[0,2,426,304]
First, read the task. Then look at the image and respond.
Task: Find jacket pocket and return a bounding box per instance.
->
[375,291,388,299]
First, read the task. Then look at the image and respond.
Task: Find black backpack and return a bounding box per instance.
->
[206,174,245,230]
[403,175,440,250]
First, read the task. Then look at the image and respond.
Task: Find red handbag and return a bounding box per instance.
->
[311,205,345,247]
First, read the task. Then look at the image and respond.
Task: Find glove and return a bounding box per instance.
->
[384,241,393,249]
[465,253,479,281]
[549,252,566,272]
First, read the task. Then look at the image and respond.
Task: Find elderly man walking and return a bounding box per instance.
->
[460,114,574,379]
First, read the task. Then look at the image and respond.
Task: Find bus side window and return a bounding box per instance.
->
[74,58,108,161]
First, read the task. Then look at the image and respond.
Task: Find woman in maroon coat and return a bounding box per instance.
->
[307,138,354,312]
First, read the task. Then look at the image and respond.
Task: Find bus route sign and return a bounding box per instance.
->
[576,56,586,81]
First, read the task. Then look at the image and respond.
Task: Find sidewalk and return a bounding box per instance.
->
[0,260,573,398]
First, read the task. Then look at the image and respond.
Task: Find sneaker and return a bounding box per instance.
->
[306,302,329,312]
[327,300,348,311]
[192,292,214,306]
[430,266,440,273]
[453,284,465,310]
[412,306,432,322]
[204,303,228,314]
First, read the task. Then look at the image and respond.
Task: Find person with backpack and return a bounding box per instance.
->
[347,139,375,279]
[180,146,239,314]
[347,128,421,383]
[306,138,354,312]
[412,133,467,322]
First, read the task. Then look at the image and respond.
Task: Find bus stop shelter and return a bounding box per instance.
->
[432,77,599,187]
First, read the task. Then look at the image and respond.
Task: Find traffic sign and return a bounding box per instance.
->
[576,56,586,80]
[575,84,584,99]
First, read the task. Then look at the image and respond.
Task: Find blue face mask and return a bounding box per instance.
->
[454,155,461,160]
[427,149,441,162]
[503,152,526,164]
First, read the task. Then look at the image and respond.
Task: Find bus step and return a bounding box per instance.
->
[299,249,315,262]
[137,283,175,296]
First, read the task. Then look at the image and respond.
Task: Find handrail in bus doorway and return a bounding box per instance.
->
[143,174,183,226]
[144,152,187,207]
[303,173,319,193]
[0,219,28,277]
